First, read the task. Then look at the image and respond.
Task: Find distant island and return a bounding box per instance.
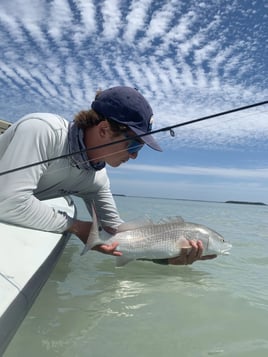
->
[113,194,267,206]
[225,201,266,206]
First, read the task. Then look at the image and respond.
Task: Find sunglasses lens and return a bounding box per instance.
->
[127,140,143,154]
[124,134,143,154]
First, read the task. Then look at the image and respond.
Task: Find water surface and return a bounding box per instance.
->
[5,197,268,357]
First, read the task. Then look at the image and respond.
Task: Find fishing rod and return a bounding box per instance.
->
[0,100,267,177]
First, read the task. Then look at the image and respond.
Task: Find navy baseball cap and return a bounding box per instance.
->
[91,86,162,151]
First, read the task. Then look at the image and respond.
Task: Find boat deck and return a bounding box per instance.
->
[0,197,76,355]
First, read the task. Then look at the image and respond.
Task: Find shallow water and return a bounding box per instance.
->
[5,196,268,356]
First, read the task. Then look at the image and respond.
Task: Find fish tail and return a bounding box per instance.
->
[80,203,101,256]
[115,256,134,267]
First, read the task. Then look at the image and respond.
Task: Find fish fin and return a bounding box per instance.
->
[115,256,134,267]
[80,203,101,256]
[117,216,153,232]
[157,216,184,224]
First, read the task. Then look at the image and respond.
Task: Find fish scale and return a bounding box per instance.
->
[110,222,210,257]
[81,205,232,266]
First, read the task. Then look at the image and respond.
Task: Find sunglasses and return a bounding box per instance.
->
[124,134,144,154]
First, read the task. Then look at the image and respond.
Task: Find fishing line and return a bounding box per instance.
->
[174,107,268,135]
[154,101,268,137]
[0,100,267,177]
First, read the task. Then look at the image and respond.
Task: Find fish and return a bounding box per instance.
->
[81,205,232,266]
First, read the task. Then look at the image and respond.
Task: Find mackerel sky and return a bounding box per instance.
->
[0,0,267,202]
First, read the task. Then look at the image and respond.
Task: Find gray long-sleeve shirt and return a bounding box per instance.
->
[0,113,122,233]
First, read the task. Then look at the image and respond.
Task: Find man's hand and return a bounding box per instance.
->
[67,219,92,244]
[68,220,122,256]
[92,242,122,256]
[168,240,217,265]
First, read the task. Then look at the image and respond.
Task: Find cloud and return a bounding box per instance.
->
[101,0,122,39]
[123,0,153,43]
[111,163,268,180]
[0,0,267,151]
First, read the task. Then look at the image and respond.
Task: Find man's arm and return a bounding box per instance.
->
[0,116,71,232]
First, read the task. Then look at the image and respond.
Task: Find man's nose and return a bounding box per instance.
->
[129,152,138,159]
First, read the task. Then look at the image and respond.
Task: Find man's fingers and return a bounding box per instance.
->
[179,247,188,264]
[92,242,123,256]
[186,240,202,264]
[169,240,214,265]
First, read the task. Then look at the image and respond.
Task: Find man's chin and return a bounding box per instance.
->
[107,162,121,168]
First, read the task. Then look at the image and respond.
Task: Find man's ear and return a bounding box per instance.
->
[97,120,110,138]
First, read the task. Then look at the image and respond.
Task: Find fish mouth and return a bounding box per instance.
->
[220,243,232,255]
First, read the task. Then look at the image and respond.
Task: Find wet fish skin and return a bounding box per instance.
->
[81,205,232,266]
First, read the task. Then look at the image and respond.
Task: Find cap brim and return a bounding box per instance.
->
[129,127,162,152]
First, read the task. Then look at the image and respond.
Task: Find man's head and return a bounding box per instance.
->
[91,86,162,152]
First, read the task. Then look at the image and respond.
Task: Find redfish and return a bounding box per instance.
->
[82,205,232,266]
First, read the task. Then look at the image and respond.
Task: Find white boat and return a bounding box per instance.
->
[0,196,76,355]
[0,119,10,134]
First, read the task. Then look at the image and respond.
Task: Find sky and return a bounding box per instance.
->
[0,0,268,203]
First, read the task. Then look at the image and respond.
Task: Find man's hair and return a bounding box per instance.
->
[74,90,129,135]
[74,109,103,129]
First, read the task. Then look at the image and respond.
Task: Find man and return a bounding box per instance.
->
[0,86,216,265]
